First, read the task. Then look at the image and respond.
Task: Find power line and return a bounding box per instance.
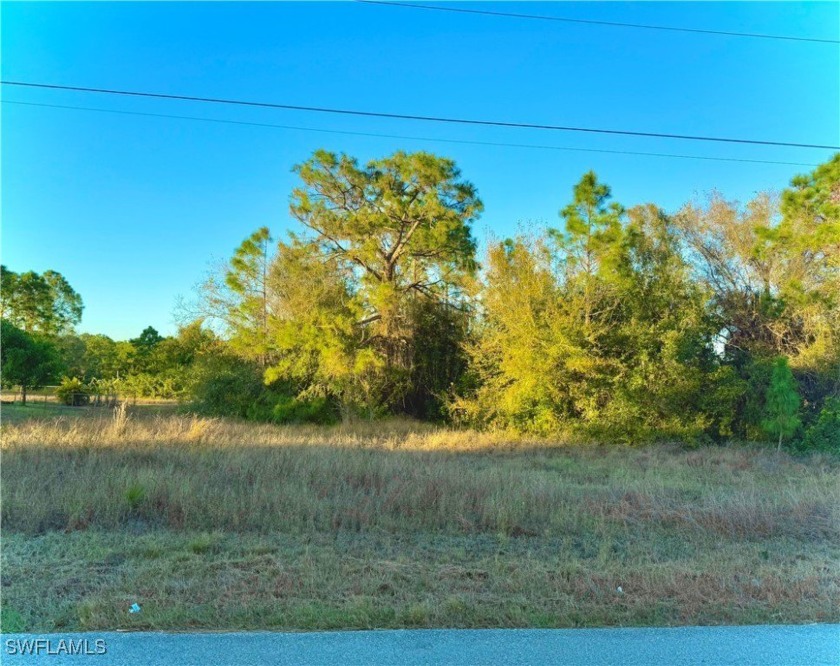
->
[355,0,840,45]
[4,100,819,168]
[3,81,838,151]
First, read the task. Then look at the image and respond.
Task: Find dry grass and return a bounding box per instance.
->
[1,407,838,631]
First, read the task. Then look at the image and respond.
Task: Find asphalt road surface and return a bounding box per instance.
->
[3,624,838,665]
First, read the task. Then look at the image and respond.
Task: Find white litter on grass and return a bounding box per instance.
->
[129,603,142,614]
[616,586,624,594]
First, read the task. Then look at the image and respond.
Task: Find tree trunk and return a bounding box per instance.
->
[21,385,27,406]
[777,431,783,452]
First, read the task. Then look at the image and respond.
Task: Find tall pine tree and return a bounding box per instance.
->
[762,357,801,450]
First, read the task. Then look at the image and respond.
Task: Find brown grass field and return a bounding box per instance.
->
[1,403,838,632]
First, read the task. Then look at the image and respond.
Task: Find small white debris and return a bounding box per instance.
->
[129,603,141,614]
[616,586,624,594]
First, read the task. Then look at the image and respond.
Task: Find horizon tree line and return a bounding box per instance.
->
[2,150,838,449]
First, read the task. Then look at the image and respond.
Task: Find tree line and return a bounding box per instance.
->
[0,267,214,404]
[2,151,837,450]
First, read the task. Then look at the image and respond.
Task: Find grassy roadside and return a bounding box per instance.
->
[4,530,836,632]
[2,409,838,632]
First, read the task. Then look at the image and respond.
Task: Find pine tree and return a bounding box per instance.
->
[762,357,801,450]
[287,149,482,412]
[225,227,273,367]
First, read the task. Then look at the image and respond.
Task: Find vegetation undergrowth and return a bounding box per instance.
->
[2,408,837,632]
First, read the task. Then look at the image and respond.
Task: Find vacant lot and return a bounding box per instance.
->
[1,407,838,632]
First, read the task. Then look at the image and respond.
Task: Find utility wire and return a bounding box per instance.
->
[3,100,820,168]
[3,81,838,150]
[355,0,840,45]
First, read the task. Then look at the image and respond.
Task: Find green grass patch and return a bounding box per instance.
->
[3,531,837,632]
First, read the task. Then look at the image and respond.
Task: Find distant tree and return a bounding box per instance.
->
[0,321,60,405]
[762,357,801,450]
[56,333,152,383]
[129,326,164,372]
[186,151,482,416]
[110,340,135,379]
[153,321,217,370]
[42,270,83,333]
[131,326,164,350]
[81,334,122,380]
[55,334,87,379]
[0,266,83,335]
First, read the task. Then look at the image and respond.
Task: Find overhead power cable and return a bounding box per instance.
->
[4,100,819,167]
[355,0,840,45]
[3,81,838,151]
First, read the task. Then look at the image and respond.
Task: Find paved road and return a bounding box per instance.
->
[3,625,838,665]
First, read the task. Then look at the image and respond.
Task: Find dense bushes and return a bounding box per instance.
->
[270,395,337,425]
[55,377,90,406]
[187,354,264,419]
[801,399,840,453]
[188,353,337,424]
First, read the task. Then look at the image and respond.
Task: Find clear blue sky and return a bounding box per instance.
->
[2,2,838,340]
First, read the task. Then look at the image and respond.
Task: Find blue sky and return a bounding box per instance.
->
[2,1,838,340]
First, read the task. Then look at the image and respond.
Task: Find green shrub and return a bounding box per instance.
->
[187,350,340,424]
[271,395,338,425]
[55,377,90,406]
[800,399,840,453]
[187,354,264,418]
